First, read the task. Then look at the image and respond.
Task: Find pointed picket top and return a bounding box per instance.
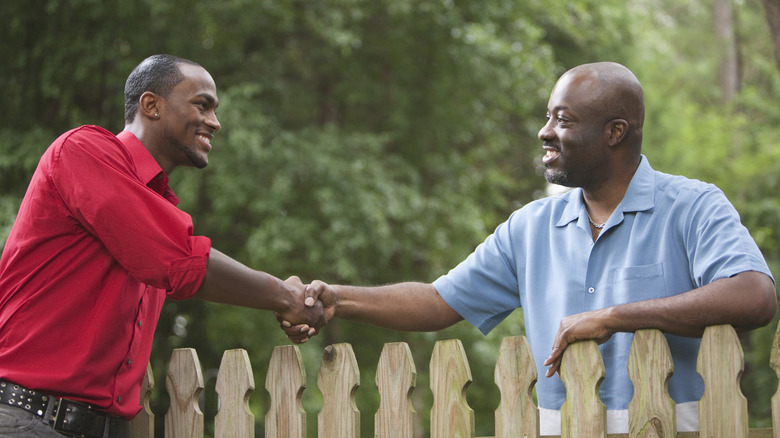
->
[560,340,606,438]
[628,329,675,437]
[215,349,255,438]
[375,342,417,438]
[771,322,780,438]
[165,348,204,438]
[430,339,474,438]
[265,345,307,438]
[494,335,539,438]
[318,343,361,438]
[130,362,155,438]
[697,324,748,438]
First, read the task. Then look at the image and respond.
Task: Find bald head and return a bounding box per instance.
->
[557,62,645,148]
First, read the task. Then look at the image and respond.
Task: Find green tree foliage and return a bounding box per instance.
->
[1,0,778,435]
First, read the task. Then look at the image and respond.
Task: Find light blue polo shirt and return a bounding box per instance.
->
[434,155,773,413]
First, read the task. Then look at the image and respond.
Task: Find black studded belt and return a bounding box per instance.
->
[0,380,129,438]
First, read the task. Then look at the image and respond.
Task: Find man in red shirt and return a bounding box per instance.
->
[0,54,323,437]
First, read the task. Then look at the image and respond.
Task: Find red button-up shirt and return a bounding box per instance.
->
[0,126,211,419]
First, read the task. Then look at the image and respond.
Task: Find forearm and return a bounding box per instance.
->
[544,270,776,377]
[332,282,463,332]
[196,248,292,313]
[604,270,776,337]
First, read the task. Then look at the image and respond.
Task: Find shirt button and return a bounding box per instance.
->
[588,287,595,294]
[117,396,122,403]
[137,320,142,327]
[126,359,132,366]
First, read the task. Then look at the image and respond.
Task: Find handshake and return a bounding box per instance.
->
[274,276,334,344]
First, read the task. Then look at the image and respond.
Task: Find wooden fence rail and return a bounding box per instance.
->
[128,324,780,437]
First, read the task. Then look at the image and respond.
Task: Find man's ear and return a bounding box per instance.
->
[606,119,629,146]
[139,91,160,120]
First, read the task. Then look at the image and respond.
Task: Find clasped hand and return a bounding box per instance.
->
[274,278,334,344]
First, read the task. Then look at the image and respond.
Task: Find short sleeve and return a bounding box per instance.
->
[434,217,522,335]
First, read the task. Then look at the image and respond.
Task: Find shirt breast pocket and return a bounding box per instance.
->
[611,262,666,304]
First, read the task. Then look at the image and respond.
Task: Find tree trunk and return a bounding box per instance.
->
[764,0,780,73]
[714,0,740,101]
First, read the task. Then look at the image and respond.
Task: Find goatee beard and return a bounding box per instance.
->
[544,168,571,187]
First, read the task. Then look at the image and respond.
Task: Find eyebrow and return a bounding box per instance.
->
[197,93,219,107]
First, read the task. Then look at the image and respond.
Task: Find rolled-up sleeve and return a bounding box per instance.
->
[50,126,211,299]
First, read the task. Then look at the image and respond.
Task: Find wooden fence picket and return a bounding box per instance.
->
[317,343,360,438]
[265,345,307,438]
[130,324,780,438]
[771,322,780,438]
[698,324,749,438]
[628,329,675,437]
[375,342,417,438]
[430,339,474,438]
[494,335,538,438]
[560,340,606,438]
[215,349,254,438]
[164,348,204,438]
[129,363,154,438]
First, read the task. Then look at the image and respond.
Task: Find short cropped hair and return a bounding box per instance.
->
[123,54,201,124]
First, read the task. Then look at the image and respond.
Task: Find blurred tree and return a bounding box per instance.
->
[764,0,780,70]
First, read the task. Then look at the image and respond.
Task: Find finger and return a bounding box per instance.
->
[304,285,315,307]
[287,335,308,345]
[545,357,562,378]
[279,322,304,336]
[283,329,309,342]
[543,340,564,367]
[305,280,329,307]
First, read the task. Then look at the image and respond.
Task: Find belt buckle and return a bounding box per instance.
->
[52,398,107,438]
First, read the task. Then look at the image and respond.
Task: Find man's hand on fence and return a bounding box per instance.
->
[543,308,615,377]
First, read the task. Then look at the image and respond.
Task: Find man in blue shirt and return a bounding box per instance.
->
[282,62,776,434]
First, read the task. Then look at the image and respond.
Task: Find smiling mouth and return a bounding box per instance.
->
[197,134,211,145]
[542,148,560,165]
[196,134,213,151]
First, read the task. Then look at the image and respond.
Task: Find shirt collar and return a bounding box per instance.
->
[116,130,180,205]
[557,154,655,227]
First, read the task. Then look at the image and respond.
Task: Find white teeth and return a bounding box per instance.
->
[197,135,211,145]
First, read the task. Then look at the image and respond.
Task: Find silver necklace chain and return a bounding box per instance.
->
[587,213,606,229]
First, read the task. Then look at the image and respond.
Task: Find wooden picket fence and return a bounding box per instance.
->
[127,324,780,437]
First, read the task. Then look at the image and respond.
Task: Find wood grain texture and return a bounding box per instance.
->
[375,342,417,438]
[164,348,204,438]
[560,340,606,438]
[628,329,675,438]
[494,335,538,438]
[318,343,360,438]
[430,339,474,438]
[265,345,307,438]
[698,324,748,438]
[215,349,255,438]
